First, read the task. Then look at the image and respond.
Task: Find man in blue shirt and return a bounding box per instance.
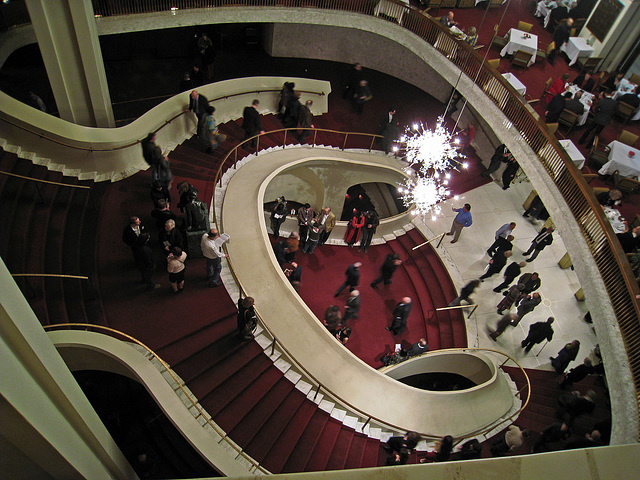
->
[446,204,472,243]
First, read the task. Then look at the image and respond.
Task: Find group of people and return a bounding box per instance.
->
[481,144,520,190]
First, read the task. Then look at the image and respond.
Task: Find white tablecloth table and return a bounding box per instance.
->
[374,0,409,24]
[564,84,594,126]
[560,37,594,66]
[559,139,585,169]
[502,73,527,96]
[500,29,538,66]
[599,140,640,177]
[612,78,638,101]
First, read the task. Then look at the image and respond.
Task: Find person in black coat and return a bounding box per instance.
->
[371,253,402,288]
[618,92,640,109]
[493,261,526,292]
[122,217,158,290]
[573,72,595,92]
[237,296,257,340]
[343,62,363,99]
[578,91,619,149]
[501,158,520,190]
[150,180,171,209]
[546,92,571,123]
[524,227,554,261]
[387,297,412,335]
[242,99,264,148]
[521,317,554,352]
[482,144,512,178]
[480,250,512,280]
[359,210,380,253]
[354,79,372,115]
[188,90,209,136]
[379,107,398,154]
[141,132,173,187]
[334,262,361,297]
[449,279,481,306]
[549,17,573,64]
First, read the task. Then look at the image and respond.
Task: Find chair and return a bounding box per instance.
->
[613,170,640,196]
[545,122,559,136]
[618,129,639,147]
[510,50,532,68]
[456,0,475,7]
[541,76,553,104]
[535,41,554,63]
[487,58,501,70]
[629,73,640,86]
[488,0,504,7]
[617,101,636,125]
[581,173,599,185]
[576,56,602,73]
[517,21,533,33]
[588,136,609,169]
[490,24,508,51]
[572,18,587,34]
[557,109,580,134]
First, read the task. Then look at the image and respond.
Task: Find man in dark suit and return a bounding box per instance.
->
[546,92,570,123]
[122,216,159,290]
[564,91,585,115]
[578,91,619,148]
[371,253,402,288]
[618,91,640,109]
[189,90,209,137]
[525,226,555,261]
[549,17,573,64]
[242,99,264,148]
[493,261,526,293]
[379,107,398,154]
[386,297,412,335]
[334,262,361,297]
[480,250,512,280]
[521,317,554,352]
[573,72,594,92]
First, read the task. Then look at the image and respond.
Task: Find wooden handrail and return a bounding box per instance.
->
[12,274,89,280]
[0,170,91,189]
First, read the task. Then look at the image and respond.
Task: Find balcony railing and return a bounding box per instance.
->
[2,0,638,435]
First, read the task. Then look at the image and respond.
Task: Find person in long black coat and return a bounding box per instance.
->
[242,99,264,148]
[387,297,413,335]
[521,317,554,352]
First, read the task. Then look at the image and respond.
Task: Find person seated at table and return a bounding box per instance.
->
[440,11,458,28]
[600,72,623,93]
[546,91,572,122]
[564,90,585,115]
[618,88,640,109]
[465,27,479,48]
[573,72,595,92]
[597,189,622,208]
[546,73,570,103]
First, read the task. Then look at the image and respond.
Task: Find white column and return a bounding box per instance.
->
[25,0,114,127]
[0,259,137,479]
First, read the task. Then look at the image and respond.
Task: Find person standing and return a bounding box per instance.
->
[188,90,209,137]
[379,107,398,154]
[242,99,265,149]
[518,272,541,294]
[141,132,173,187]
[203,106,225,153]
[521,317,554,352]
[448,279,481,306]
[407,338,429,357]
[317,207,336,246]
[497,284,525,315]
[201,228,228,288]
[297,203,315,248]
[493,261,526,293]
[344,211,365,247]
[489,313,519,340]
[524,227,554,262]
[490,425,529,456]
[167,247,187,294]
[551,340,580,373]
[122,216,159,290]
[371,253,402,289]
[501,157,520,190]
[151,199,177,241]
[488,222,516,257]
[386,297,413,335]
[516,292,542,321]
[482,144,512,178]
[343,290,361,324]
[354,79,372,115]
[302,221,322,254]
[446,204,472,243]
[237,296,257,340]
[297,99,314,142]
[578,90,619,149]
[343,62,363,99]
[270,196,288,239]
[334,262,362,297]
[359,210,379,253]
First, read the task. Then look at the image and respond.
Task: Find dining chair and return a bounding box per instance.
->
[541,76,553,104]
[510,50,532,68]
[490,24,508,51]
[618,130,639,147]
[588,136,610,169]
[487,58,501,70]
[629,73,640,86]
[572,18,587,34]
[517,21,533,33]
[617,102,636,125]
[576,56,602,73]
[613,170,640,196]
[558,109,580,135]
[545,122,559,136]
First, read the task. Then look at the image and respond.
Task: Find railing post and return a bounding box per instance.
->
[34,181,45,204]
[312,129,317,146]
[436,234,445,249]
[271,338,276,357]
[369,136,375,152]
[313,384,321,401]
[283,129,287,148]
[361,416,371,432]
[342,133,348,151]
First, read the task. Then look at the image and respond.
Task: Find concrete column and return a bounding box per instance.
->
[0,259,136,479]
[25,0,114,127]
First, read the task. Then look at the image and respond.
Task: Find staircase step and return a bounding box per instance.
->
[343,432,367,469]
[303,417,343,472]
[324,428,355,471]
[281,410,330,473]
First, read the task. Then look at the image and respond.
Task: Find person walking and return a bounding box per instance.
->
[578,90,618,149]
[242,99,265,149]
[371,253,402,289]
[493,261,526,293]
[359,210,379,253]
[521,317,554,353]
[189,90,209,137]
[334,262,361,297]
[386,297,413,335]
[524,227,554,262]
[449,279,481,306]
[489,313,519,340]
[297,99,314,142]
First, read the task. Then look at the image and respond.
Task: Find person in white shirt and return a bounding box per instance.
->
[201,228,228,287]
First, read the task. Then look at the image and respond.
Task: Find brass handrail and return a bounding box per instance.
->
[412,232,446,250]
[12,274,89,280]
[42,323,270,475]
[0,170,91,189]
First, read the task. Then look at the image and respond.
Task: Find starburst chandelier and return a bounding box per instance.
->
[394,117,468,219]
